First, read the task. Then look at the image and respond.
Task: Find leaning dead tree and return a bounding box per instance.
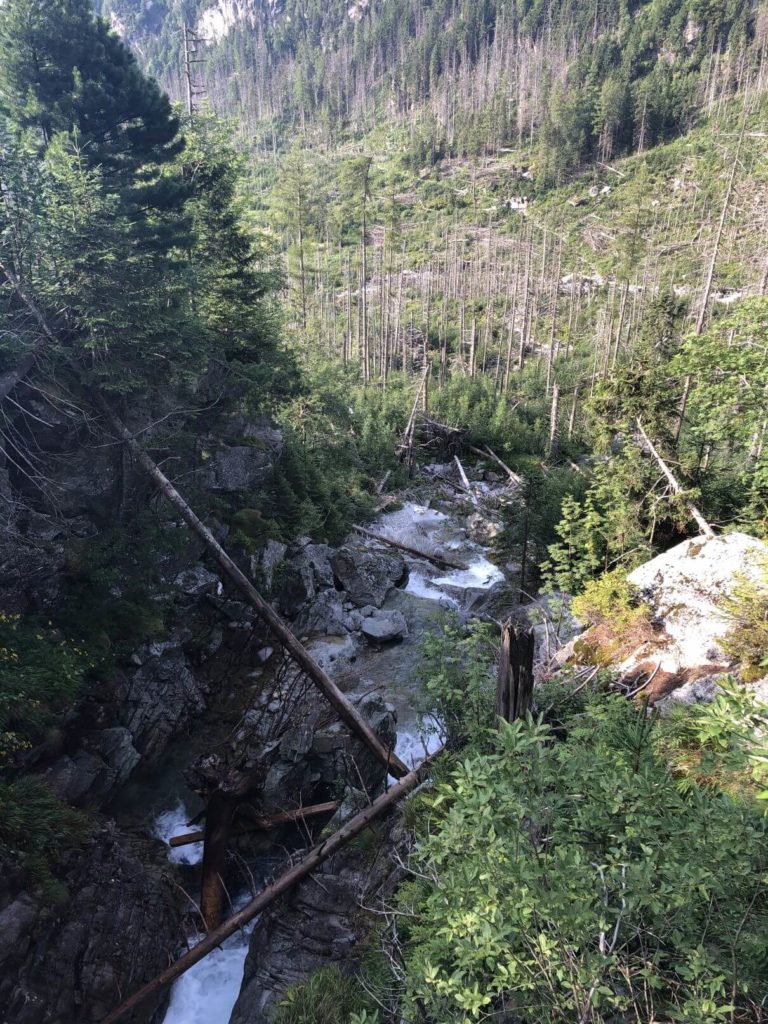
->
[352,524,468,571]
[101,750,442,1024]
[635,420,715,538]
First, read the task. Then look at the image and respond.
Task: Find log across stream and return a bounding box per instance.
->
[144,494,508,1024]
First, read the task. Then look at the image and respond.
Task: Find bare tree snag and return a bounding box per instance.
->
[453,456,477,505]
[94,396,409,779]
[396,365,429,464]
[635,420,715,538]
[496,623,535,724]
[101,751,443,1024]
[352,525,467,571]
[467,444,522,485]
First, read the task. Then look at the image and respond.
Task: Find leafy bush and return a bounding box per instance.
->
[398,696,768,1024]
[417,619,498,748]
[660,678,768,801]
[571,570,653,664]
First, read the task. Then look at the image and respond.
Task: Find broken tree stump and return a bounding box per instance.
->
[496,623,535,725]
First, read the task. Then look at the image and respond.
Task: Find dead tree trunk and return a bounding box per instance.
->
[353,525,467,571]
[169,800,340,848]
[94,396,409,779]
[101,750,442,1024]
[635,420,715,538]
[496,623,535,724]
[200,793,237,931]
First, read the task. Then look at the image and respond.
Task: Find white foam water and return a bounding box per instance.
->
[404,571,459,606]
[395,718,444,772]
[153,802,204,866]
[434,556,505,591]
[162,929,252,1024]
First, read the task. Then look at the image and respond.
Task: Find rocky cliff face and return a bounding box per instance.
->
[1,387,286,1024]
[1,826,182,1024]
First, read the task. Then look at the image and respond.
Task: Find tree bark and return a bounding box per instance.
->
[496,623,535,724]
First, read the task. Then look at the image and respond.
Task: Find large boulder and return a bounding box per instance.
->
[278,543,335,617]
[293,591,349,637]
[118,640,207,762]
[198,420,283,494]
[43,728,141,808]
[627,532,768,673]
[330,547,406,608]
[360,609,408,644]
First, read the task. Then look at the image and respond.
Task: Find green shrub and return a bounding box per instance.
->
[571,570,653,664]
[274,966,373,1024]
[0,776,91,903]
[719,557,768,682]
[0,614,91,762]
[398,696,768,1024]
[417,619,498,748]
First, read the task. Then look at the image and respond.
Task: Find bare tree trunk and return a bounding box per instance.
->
[677,122,746,443]
[635,420,714,537]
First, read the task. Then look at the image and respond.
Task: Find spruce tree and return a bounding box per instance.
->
[0,0,188,247]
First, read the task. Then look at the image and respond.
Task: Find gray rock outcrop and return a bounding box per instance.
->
[330,547,406,608]
[361,609,408,643]
[0,828,182,1024]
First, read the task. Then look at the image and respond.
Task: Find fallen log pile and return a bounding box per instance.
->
[102,751,443,1024]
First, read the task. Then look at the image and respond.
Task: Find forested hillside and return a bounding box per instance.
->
[101,0,765,173]
[2,1,768,1022]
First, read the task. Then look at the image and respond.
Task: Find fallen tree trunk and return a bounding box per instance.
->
[635,420,715,538]
[353,524,467,572]
[454,456,478,505]
[169,800,340,848]
[94,395,409,780]
[468,444,522,485]
[102,750,443,1024]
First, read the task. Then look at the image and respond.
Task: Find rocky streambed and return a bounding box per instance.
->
[147,488,512,1024]
[0,462,514,1024]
